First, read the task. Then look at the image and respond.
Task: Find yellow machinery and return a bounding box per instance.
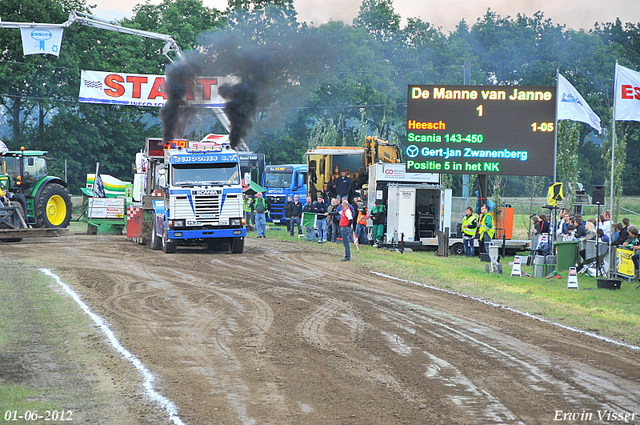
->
[304,136,401,198]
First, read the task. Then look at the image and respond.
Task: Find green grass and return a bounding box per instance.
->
[0,264,116,413]
[256,226,640,346]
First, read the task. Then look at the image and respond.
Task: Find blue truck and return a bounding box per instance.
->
[263,164,307,224]
[146,136,246,254]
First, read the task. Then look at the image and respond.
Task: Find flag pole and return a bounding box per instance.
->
[610,62,618,221]
[554,69,559,184]
[94,162,101,198]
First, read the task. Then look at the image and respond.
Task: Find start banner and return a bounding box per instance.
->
[79,70,238,107]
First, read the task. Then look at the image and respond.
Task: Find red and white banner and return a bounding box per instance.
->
[614,64,640,122]
[78,70,239,108]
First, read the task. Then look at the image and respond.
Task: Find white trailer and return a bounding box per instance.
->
[366,163,530,255]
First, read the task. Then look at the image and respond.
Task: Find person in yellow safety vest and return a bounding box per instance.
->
[243,194,255,229]
[461,207,478,257]
[355,201,368,245]
[477,204,495,255]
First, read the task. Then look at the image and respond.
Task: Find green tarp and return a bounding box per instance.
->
[243,181,266,195]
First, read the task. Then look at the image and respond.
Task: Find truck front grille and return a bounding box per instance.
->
[266,195,286,205]
[194,195,221,222]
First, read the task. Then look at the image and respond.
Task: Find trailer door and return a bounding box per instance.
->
[387,184,416,243]
[440,188,452,234]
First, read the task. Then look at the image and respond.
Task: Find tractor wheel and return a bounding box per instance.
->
[230,237,245,254]
[35,184,72,228]
[150,220,162,250]
[162,225,177,254]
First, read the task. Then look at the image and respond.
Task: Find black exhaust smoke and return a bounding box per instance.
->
[161,18,331,149]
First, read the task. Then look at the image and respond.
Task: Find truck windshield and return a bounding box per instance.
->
[264,171,292,188]
[172,162,240,186]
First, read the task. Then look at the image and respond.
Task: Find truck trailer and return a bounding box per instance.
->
[367,163,530,255]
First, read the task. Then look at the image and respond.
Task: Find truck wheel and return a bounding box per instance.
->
[230,237,244,254]
[162,226,177,254]
[36,184,72,228]
[450,243,465,256]
[150,220,162,250]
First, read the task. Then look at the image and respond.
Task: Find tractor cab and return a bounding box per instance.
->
[0,149,71,229]
[1,150,49,192]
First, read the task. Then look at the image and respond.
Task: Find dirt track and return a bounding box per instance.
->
[2,234,640,424]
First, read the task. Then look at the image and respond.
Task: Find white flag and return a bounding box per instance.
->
[20,27,63,56]
[614,63,640,122]
[557,74,602,133]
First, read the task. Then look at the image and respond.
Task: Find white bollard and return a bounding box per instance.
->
[567,267,579,289]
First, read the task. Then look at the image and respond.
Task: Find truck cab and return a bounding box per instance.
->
[149,137,246,253]
[263,164,307,223]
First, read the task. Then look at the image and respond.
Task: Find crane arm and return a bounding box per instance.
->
[0,10,185,62]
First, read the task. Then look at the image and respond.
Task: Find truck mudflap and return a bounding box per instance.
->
[167,228,246,240]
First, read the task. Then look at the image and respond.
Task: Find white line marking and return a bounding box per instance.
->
[40,269,186,425]
[371,271,640,352]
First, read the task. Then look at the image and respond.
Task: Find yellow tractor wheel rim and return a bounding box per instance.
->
[46,194,66,226]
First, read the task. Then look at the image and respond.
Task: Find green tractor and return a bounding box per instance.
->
[0,148,72,232]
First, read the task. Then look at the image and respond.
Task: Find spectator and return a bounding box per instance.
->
[355,200,368,244]
[335,170,352,201]
[532,214,551,255]
[559,213,572,240]
[573,215,587,239]
[624,226,640,278]
[327,175,337,199]
[600,210,612,240]
[579,221,597,242]
[612,222,622,244]
[339,198,354,262]
[320,184,330,204]
[243,194,255,230]
[254,191,269,238]
[461,207,478,257]
[478,204,494,254]
[314,195,328,243]
[611,217,630,246]
[283,195,293,234]
[330,198,341,243]
[370,199,386,247]
[596,228,610,245]
[289,194,303,237]
[303,196,316,242]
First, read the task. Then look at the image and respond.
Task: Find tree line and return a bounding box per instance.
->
[0,0,638,200]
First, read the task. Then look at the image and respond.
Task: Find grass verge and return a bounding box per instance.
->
[256,225,640,347]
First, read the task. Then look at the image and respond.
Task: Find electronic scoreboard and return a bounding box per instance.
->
[406,85,556,176]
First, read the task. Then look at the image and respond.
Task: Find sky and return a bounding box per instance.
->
[85,0,639,33]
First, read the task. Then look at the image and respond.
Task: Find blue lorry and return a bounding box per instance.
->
[147,136,246,254]
[262,164,307,224]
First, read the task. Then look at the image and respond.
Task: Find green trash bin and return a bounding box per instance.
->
[554,240,580,273]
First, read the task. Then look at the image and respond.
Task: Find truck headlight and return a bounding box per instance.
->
[173,219,185,228]
[230,218,242,226]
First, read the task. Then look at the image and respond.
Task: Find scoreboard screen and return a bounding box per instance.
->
[406,85,556,176]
